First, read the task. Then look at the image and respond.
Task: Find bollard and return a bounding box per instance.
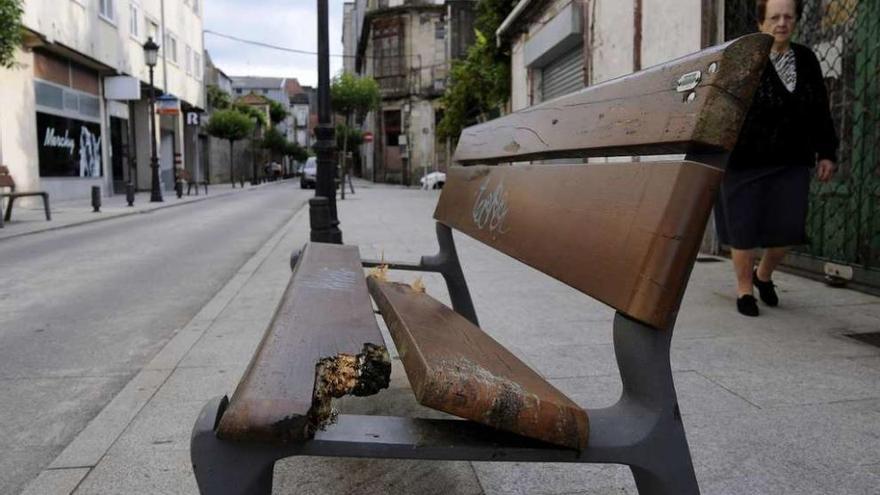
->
[91,186,101,212]
[126,183,135,206]
[176,180,183,199]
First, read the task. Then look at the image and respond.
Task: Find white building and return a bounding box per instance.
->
[498,0,714,111]
[0,0,206,203]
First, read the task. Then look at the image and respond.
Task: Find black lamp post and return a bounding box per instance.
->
[143,37,163,203]
[310,0,341,243]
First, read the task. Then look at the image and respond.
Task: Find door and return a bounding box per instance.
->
[161,131,174,190]
[110,117,131,194]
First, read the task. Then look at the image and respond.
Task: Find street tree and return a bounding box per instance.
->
[206,109,254,187]
[284,141,309,175]
[207,85,231,110]
[0,0,23,68]
[261,127,287,163]
[437,0,516,141]
[331,73,379,196]
[268,100,288,126]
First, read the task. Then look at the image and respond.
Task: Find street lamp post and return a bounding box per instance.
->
[143,37,163,203]
[310,0,342,243]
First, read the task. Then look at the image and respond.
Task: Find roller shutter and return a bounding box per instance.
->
[541,46,585,101]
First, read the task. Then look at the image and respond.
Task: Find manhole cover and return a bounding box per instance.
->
[696,256,724,263]
[844,332,880,348]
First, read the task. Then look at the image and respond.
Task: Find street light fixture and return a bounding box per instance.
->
[143,37,163,202]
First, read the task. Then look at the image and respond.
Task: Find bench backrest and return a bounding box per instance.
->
[436,34,772,330]
[0,166,14,190]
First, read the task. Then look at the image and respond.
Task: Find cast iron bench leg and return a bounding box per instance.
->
[191,396,280,495]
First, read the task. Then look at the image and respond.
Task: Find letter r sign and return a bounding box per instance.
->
[186,112,200,126]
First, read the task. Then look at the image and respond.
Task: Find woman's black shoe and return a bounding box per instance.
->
[737,295,760,317]
[753,270,779,306]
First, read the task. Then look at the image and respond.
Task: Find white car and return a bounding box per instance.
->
[300,157,317,189]
[420,171,446,189]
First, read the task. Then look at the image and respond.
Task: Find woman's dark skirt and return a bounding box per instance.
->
[714,165,811,249]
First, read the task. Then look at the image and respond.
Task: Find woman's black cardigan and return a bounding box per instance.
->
[729,42,839,170]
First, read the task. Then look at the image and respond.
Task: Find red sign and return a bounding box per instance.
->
[362,131,373,143]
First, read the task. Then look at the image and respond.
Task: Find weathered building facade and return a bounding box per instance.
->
[0,0,205,203]
[346,0,475,185]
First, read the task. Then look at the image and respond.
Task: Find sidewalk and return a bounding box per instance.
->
[20,181,880,495]
[0,181,279,242]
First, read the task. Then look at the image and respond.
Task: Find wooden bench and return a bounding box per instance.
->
[191,34,772,495]
[0,166,51,228]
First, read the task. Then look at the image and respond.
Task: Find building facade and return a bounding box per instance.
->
[347,0,475,185]
[0,0,206,203]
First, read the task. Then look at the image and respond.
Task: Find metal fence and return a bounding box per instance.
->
[725,0,880,286]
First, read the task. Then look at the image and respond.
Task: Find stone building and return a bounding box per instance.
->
[345,0,475,184]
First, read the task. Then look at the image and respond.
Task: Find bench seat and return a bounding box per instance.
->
[367,277,589,450]
[216,242,391,444]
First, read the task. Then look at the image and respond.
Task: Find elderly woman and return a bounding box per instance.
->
[716,0,838,316]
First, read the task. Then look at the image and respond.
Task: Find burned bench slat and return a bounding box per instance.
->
[367,277,589,450]
[217,243,391,443]
[433,161,723,331]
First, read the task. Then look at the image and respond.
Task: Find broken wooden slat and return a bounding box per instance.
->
[453,33,772,164]
[367,277,589,450]
[433,161,723,330]
[217,243,391,443]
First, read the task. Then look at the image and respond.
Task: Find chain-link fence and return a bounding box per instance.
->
[725,0,880,281]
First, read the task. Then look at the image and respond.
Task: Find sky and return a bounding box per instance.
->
[204,0,345,87]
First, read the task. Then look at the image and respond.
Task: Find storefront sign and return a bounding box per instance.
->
[104,76,141,100]
[37,112,102,177]
[186,111,201,126]
[156,95,180,116]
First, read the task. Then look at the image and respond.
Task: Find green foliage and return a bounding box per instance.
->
[284,141,309,163]
[437,0,516,140]
[260,127,287,154]
[331,73,380,119]
[0,0,23,69]
[206,109,254,143]
[233,101,268,127]
[207,85,231,110]
[268,100,288,125]
[335,124,363,150]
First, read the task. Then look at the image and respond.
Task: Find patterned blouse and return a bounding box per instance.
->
[770,49,797,92]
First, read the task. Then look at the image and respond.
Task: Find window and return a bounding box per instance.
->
[99,0,115,22]
[129,3,141,39]
[194,52,202,80]
[164,32,178,64]
[147,19,160,49]
[192,0,200,15]
[185,45,192,75]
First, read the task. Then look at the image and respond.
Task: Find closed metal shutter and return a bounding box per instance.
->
[541,46,585,101]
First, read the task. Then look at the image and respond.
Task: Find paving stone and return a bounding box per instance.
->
[274,457,483,495]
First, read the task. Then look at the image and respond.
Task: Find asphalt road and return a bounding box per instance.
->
[0,182,309,494]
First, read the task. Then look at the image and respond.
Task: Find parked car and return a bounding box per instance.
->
[300,157,317,189]
[420,171,446,189]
